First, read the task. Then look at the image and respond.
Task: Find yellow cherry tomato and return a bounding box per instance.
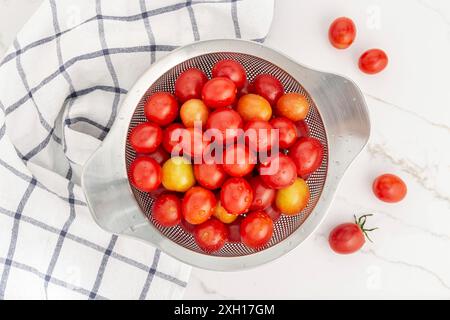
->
[275,93,310,121]
[237,94,272,121]
[180,99,209,128]
[275,178,310,215]
[161,157,196,192]
[213,202,238,224]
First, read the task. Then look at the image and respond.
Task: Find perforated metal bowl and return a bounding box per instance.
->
[82,39,370,271]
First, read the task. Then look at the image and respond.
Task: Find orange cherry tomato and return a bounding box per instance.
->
[214,202,238,224]
[180,99,209,128]
[182,186,217,225]
[275,178,310,215]
[237,94,272,122]
[275,93,310,122]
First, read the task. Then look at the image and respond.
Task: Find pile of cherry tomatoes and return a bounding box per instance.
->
[127,59,324,253]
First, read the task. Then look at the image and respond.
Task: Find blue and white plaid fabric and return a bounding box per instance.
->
[0,0,273,299]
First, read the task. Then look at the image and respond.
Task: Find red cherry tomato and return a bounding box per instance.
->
[175,68,208,103]
[144,92,179,126]
[152,193,182,227]
[222,144,256,178]
[264,204,281,222]
[295,120,310,138]
[329,215,376,254]
[372,174,407,203]
[181,218,196,234]
[220,178,254,215]
[181,128,210,160]
[129,122,163,154]
[270,117,297,149]
[249,74,284,106]
[244,120,276,153]
[194,163,227,190]
[212,59,247,90]
[240,211,273,249]
[206,107,243,145]
[259,153,297,189]
[194,218,228,253]
[249,176,276,211]
[202,77,237,109]
[227,217,243,243]
[182,186,217,225]
[128,157,162,192]
[147,146,170,165]
[359,49,389,74]
[162,123,184,154]
[328,17,356,49]
[289,137,324,176]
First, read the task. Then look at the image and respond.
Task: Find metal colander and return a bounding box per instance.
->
[82,39,370,270]
[125,52,328,257]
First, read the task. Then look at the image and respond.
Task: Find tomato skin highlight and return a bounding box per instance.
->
[373,174,407,203]
[194,218,228,253]
[240,211,274,249]
[175,68,208,103]
[359,49,389,74]
[249,176,276,211]
[289,137,324,176]
[202,77,237,109]
[152,193,182,227]
[270,117,298,149]
[329,223,365,254]
[144,92,179,126]
[212,59,247,90]
[128,157,162,192]
[249,74,284,106]
[328,17,357,49]
[194,163,227,190]
[129,122,163,154]
[182,186,217,225]
[220,177,254,215]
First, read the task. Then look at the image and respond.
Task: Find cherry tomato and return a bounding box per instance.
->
[206,107,243,145]
[181,128,210,160]
[264,204,281,222]
[329,214,376,254]
[372,174,407,203]
[128,157,162,192]
[259,153,297,189]
[144,92,179,126]
[202,77,237,109]
[222,144,256,178]
[152,193,182,227]
[275,178,310,215]
[194,163,227,190]
[249,176,276,211]
[328,17,357,49]
[359,49,388,74]
[240,211,273,249]
[289,137,324,176]
[161,156,195,192]
[276,93,310,122]
[295,120,310,138]
[270,117,297,149]
[147,146,170,165]
[129,122,163,154]
[162,123,184,154]
[212,59,247,90]
[220,177,254,215]
[182,186,217,225]
[244,120,276,153]
[227,217,243,243]
[249,74,284,106]
[214,202,238,224]
[194,218,228,253]
[181,218,196,234]
[175,68,208,103]
[237,94,272,122]
[180,99,209,128]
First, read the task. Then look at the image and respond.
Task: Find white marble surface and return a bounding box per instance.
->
[1,0,449,299]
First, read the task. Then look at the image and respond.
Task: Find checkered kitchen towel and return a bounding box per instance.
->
[0,0,273,299]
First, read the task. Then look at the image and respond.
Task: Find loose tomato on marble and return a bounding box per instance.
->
[182,186,217,225]
[372,174,407,203]
[206,107,243,145]
[194,218,228,253]
[128,157,162,192]
[249,176,276,211]
[161,156,195,192]
[152,193,182,227]
[328,17,357,49]
[175,68,208,103]
[202,77,237,109]
[194,162,227,190]
[249,74,284,106]
[180,99,209,128]
[275,93,310,122]
[129,122,163,154]
[270,117,297,149]
[220,177,254,215]
[289,137,324,176]
[259,153,297,189]
[222,144,256,178]
[359,49,388,75]
[144,92,179,126]
[212,59,247,90]
[244,120,277,153]
[237,94,272,122]
[240,211,274,249]
[275,178,310,215]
